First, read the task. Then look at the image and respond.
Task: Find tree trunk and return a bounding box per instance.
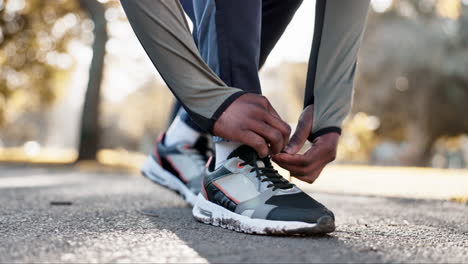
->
[77,0,107,161]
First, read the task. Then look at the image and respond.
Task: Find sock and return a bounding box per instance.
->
[215,141,243,169]
[165,116,201,146]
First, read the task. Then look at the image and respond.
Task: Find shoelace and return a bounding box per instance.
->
[239,155,294,191]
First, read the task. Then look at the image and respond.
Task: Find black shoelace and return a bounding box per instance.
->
[239,155,294,191]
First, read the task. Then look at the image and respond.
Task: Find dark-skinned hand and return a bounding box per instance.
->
[213,93,291,158]
[272,104,339,183]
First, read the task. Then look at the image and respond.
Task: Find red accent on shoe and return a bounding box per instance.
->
[202,183,209,199]
[157,133,164,143]
[153,133,165,165]
[212,181,240,204]
[237,162,244,169]
[205,156,213,168]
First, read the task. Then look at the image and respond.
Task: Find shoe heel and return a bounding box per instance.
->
[192,194,214,224]
[141,156,167,185]
[141,156,197,206]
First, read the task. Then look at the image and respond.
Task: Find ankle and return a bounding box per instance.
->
[165,116,201,146]
[215,141,243,169]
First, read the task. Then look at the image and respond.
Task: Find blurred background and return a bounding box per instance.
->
[1,0,468,169]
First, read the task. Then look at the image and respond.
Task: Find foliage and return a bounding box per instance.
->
[0,0,84,126]
[353,0,468,165]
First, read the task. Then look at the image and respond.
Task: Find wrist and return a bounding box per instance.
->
[308,127,341,142]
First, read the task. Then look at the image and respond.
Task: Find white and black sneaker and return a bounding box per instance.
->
[192,145,335,235]
[141,133,212,206]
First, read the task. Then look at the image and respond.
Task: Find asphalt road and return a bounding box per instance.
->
[1,164,467,263]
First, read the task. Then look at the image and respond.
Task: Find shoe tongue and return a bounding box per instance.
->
[228,145,266,167]
[227,145,258,162]
[193,136,208,153]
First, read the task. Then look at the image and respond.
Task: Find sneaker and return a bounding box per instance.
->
[141,133,212,206]
[192,145,335,235]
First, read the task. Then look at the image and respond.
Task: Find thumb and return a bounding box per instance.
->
[284,120,309,154]
[284,105,314,154]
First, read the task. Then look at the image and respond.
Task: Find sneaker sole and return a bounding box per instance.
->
[192,194,335,235]
[141,156,197,206]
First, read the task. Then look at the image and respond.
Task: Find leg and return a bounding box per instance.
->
[194,0,303,92]
[259,0,303,69]
[213,0,262,93]
[191,0,263,167]
[165,0,205,138]
[194,0,302,166]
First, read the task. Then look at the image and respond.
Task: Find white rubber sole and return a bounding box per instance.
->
[192,194,335,235]
[141,156,197,206]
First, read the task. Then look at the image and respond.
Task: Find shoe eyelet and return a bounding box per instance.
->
[237,162,244,169]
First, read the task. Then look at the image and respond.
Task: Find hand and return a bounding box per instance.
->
[272,105,339,183]
[213,93,291,158]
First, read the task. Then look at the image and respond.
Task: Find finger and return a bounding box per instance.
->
[251,97,291,146]
[272,160,308,176]
[296,166,325,184]
[284,109,313,154]
[248,119,284,155]
[265,99,281,119]
[277,140,335,166]
[273,153,310,167]
[241,131,269,158]
[273,156,325,183]
[261,110,291,149]
[284,119,310,154]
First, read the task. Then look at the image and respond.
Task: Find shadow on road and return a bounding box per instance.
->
[139,207,387,263]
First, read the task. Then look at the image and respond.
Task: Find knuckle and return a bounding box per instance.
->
[258,95,268,102]
[272,131,282,142]
[257,96,269,107]
[253,140,265,149]
[251,107,265,118]
[242,119,255,129]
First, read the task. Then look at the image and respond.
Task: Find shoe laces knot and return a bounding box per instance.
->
[239,155,293,191]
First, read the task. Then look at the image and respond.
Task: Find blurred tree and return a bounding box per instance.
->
[77,0,107,161]
[0,0,81,126]
[354,0,468,166]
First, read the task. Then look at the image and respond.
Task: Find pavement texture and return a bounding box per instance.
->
[1,164,467,263]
